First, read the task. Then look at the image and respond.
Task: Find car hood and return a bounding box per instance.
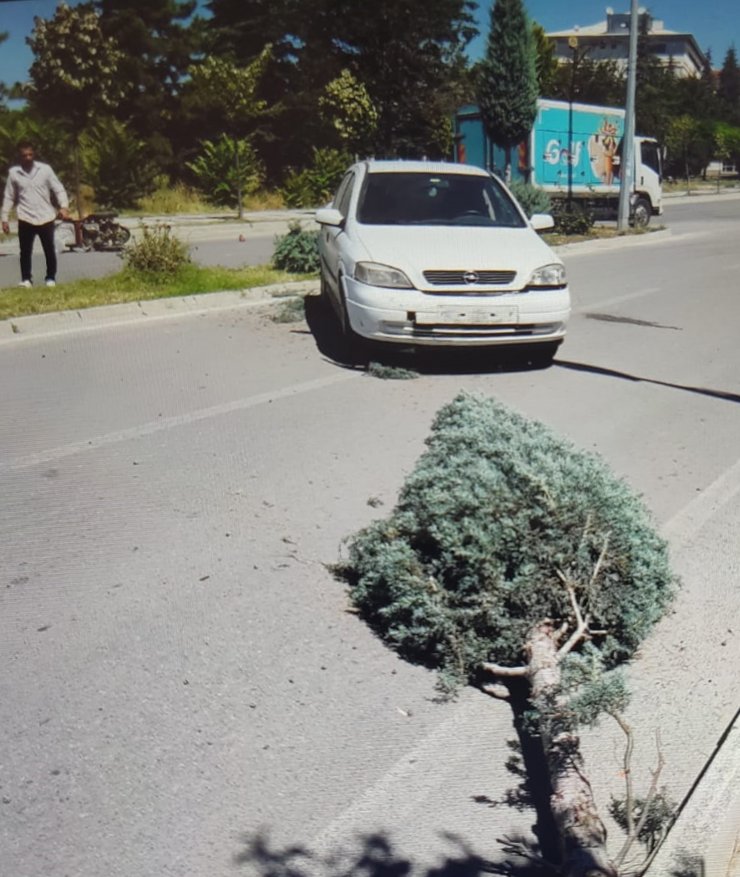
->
[352,224,560,283]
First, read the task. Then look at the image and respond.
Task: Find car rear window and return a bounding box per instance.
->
[356,172,526,228]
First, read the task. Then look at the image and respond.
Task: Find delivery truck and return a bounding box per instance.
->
[454,98,663,226]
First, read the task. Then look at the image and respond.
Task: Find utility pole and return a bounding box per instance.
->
[617,0,639,229]
[568,36,578,210]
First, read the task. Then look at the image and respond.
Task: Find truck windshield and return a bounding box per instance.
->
[357,172,527,228]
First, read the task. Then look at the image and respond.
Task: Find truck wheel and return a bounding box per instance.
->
[631,197,651,228]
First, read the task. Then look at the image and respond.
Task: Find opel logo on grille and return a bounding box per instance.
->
[463,271,479,284]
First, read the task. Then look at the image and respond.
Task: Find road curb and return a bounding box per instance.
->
[0,280,319,345]
[647,709,740,877]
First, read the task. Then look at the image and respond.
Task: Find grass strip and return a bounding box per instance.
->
[0,264,314,321]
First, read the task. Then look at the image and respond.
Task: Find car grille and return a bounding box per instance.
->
[423,269,516,286]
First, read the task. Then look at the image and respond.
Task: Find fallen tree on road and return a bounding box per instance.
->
[336,393,676,877]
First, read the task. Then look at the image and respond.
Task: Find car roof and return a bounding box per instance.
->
[363,159,489,177]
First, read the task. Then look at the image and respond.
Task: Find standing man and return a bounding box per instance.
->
[1,141,70,288]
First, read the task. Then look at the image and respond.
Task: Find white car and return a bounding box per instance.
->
[315,160,570,366]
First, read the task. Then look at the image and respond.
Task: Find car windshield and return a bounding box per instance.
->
[356,172,527,228]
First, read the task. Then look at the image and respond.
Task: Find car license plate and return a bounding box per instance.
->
[415,306,518,326]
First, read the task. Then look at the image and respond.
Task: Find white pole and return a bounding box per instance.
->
[617,0,639,230]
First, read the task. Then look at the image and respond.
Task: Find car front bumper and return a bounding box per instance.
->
[344,278,571,347]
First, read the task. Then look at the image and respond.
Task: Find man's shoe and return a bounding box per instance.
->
[19,280,32,288]
[45,279,56,287]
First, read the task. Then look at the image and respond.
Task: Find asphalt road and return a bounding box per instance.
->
[1,198,739,877]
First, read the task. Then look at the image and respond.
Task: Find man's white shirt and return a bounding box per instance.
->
[1,161,69,225]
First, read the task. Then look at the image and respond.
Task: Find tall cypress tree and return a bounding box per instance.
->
[476,0,538,181]
[718,46,740,124]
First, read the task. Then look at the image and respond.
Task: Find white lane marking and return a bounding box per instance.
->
[309,688,494,858]
[573,286,661,313]
[2,372,358,472]
[663,455,740,540]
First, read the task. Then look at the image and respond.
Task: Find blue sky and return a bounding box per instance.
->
[1,0,738,88]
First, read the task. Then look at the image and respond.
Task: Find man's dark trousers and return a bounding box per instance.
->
[18,219,57,283]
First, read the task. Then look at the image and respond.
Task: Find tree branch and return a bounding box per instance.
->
[613,725,669,871]
[481,682,511,699]
[590,533,610,587]
[481,661,529,677]
[557,581,591,657]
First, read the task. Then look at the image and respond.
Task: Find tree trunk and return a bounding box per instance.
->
[234,140,244,220]
[526,623,618,877]
[73,135,84,220]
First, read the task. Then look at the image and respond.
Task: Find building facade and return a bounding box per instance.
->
[547,10,707,79]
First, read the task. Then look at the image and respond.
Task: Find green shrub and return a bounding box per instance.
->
[272,222,320,273]
[280,147,351,208]
[507,180,551,218]
[123,224,190,278]
[552,201,595,235]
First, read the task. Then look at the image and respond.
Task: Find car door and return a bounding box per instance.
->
[320,170,355,304]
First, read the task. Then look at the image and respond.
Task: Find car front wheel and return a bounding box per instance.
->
[338,276,370,366]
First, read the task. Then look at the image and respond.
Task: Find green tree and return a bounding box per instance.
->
[338,393,675,877]
[0,110,71,176]
[26,2,125,215]
[280,147,351,208]
[714,121,740,168]
[319,69,378,156]
[186,135,264,207]
[205,0,477,165]
[337,0,476,158]
[477,0,538,180]
[634,21,678,143]
[186,49,270,217]
[548,52,626,107]
[665,115,708,190]
[80,119,158,208]
[94,0,204,169]
[718,46,740,123]
[532,21,557,97]
[0,31,9,108]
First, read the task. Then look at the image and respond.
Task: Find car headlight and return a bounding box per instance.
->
[354,262,413,289]
[526,263,567,289]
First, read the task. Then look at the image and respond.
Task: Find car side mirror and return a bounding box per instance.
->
[530,213,555,232]
[315,207,344,227]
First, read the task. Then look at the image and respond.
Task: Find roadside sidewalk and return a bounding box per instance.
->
[647,710,740,877]
[0,280,319,345]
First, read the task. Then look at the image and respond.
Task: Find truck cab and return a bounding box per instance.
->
[631,136,663,225]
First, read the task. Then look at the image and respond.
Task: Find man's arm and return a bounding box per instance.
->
[1,172,16,234]
[48,167,70,220]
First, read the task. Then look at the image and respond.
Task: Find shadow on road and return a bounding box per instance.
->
[556,359,740,404]
[234,829,556,877]
[303,296,556,376]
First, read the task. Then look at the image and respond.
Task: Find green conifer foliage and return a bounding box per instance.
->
[339,393,676,875]
[477,0,538,179]
[340,393,675,692]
